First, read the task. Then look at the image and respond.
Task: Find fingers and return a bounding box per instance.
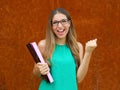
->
[85,38,98,53]
[86,38,97,47]
[94,38,97,42]
[39,63,50,75]
[35,63,50,75]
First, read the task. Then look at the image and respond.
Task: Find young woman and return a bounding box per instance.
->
[33,8,97,90]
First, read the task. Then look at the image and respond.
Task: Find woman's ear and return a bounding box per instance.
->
[68,20,71,27]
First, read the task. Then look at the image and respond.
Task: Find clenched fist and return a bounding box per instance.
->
[85,39,97,53]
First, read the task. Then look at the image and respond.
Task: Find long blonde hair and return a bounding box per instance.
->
[43,8,80,68]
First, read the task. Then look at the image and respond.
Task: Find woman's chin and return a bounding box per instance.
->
[56,35,66,39]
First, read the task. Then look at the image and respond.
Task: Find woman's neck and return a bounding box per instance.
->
[55,38,66,45]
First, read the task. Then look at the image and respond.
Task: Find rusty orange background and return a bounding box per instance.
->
[0,0,120,90]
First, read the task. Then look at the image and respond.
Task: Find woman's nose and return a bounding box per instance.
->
[57,22,63,27]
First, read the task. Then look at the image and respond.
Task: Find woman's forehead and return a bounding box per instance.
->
[52,13,67,21]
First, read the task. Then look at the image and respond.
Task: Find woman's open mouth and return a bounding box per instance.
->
[57,29,65,32]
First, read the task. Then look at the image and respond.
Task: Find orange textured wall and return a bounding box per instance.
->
[0,0,120,90]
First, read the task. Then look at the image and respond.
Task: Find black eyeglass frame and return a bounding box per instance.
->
[51,19,71,26]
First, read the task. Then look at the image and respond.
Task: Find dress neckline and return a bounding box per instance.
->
[55,43,67,46]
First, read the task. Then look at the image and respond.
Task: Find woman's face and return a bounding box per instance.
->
[52,13,70,39]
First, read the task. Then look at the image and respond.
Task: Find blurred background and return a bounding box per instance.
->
[0,0,120,90]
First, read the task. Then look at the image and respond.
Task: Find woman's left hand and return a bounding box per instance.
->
[85,39,97,53]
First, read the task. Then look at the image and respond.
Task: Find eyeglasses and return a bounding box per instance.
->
[51,19,70,26]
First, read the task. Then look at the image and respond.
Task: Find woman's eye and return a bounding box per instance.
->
[61,19,67,22]
[52,21,58,24]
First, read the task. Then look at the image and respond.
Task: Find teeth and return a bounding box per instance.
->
[57,30,64,32]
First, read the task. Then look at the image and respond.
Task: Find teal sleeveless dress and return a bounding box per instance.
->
[39,44,78,90]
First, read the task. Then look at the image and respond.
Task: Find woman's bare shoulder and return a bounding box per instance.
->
[38,39,46,54]
[77,42,83,49]
[77,41,83,61]
[38,39,46,47]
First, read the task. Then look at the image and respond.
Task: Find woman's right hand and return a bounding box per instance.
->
[33,62,50,77]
